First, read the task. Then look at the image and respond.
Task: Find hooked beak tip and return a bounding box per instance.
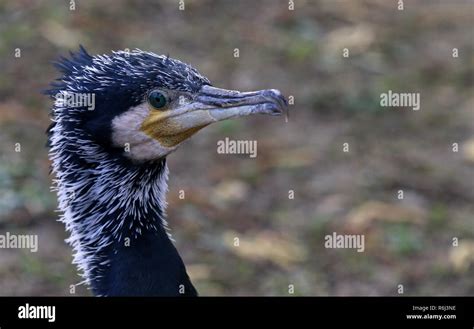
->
[197,85,289,118]
[261,89,288,115]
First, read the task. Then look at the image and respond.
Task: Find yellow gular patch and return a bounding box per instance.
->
[140,109,208,147]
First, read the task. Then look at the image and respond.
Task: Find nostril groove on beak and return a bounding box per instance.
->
[199,86,289,116]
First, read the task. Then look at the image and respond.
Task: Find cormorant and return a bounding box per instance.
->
[46,47,287,296]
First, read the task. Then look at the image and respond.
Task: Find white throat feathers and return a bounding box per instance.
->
[49,115,171,285]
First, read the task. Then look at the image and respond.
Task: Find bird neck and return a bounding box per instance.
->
[51,143,196,296]
[95,225,197,296]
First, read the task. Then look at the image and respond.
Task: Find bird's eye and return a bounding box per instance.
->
[148,90,168,110]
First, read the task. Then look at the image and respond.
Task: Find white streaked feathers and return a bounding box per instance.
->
[49,109,171,284]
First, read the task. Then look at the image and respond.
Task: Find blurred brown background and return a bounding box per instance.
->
[0,0,473,296]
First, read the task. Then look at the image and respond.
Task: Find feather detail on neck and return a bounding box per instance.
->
[49,118,170,287]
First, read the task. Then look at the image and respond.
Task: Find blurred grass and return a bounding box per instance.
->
[0,0,473,296]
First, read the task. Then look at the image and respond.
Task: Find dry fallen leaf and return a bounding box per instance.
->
[40,21,83,48]
[450,241,474,273]
[345,201,427,231]
[273,148,316,169]
[462,138,474,163]
[211,180,249,205]
[325,24,375,56]
[223,230,306,269]
[186,264,212,281]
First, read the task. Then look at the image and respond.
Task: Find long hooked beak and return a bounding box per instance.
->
[141,84,288,148]
[196,85,288,120]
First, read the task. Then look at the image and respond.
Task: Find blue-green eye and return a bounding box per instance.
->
[148,90,168,109]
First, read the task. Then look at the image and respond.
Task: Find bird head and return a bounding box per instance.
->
[47,47,287,162]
